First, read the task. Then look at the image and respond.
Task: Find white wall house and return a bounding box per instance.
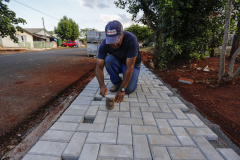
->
[0,30,34,49]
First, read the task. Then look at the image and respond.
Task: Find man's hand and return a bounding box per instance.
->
[100,86,108,97]
[115,90,125,103]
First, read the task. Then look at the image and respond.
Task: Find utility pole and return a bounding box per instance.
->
[42,17,47,42]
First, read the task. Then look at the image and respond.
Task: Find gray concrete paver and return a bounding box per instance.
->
[23,64,239,160]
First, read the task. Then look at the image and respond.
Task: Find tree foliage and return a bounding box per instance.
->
[54,16,80,41]
[124,24,152,42]
[115,0,224,68]
[0,0,26,43]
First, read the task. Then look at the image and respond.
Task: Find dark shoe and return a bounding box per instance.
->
[109,85,120,92]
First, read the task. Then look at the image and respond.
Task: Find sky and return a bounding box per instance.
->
[6,0,142,32]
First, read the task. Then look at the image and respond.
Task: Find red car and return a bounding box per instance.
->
[61,41,77,47]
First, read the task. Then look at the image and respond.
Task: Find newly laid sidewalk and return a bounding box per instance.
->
[22,64,239,160]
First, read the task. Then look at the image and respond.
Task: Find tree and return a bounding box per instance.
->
[0,0,26,43]
[54,16,80,41]
[115,0,224,68]
[219,0,240,84]
[124,24,152,42]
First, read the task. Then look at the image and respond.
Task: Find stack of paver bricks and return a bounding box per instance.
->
[22,64,240,160]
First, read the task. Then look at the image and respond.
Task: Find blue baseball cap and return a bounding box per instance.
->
[105,20,123,44]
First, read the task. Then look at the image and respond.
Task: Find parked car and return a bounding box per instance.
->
[61,41,77,47]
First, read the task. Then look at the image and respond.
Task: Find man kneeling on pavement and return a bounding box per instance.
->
[96,20,142,103]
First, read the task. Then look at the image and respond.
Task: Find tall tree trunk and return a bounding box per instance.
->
[229,20,240,58]
[219,0,232,83]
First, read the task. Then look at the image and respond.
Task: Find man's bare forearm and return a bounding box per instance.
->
[120,67,133,88]
[96,67,106,88]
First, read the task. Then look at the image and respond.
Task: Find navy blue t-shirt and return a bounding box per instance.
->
[97,31,141,65]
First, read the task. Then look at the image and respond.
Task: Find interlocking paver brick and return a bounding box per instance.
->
[148,135,180,146]
[217,148,240,160]
[151,147,171,160]
[63,108,87,116]
[28,141,67,157]
[84,106,99,119]
[193,137,224,160]
[186,114,206,127]
[132,125,159,134]
[133,135,152,159]
[40,130,74,143]
[78,144,100,160]
[142,112,157,125]
[156,119,174,135]
[50,122,78,132]
[72,100,92,105]
[168,147,206,160]
[146,95,163,99]
[86,132,117,144]
[123,97,138,102]
[130,102,149,107]
[104,117,118,133]
[147,99,159,107]
[171,108,188,119]
[94,111,108,124]
[22,154,61,160]
[158,103,172,113]
[62,132,87,160]
[119,118,143,125]
[77,123,104,132]
[153,112,176,119]
[120,102,130,112]
[98,145,133,159]
[185,127,218,140]
[156,99,174,103]
[117,125,132,145]
[167,103,189,112]
[130,107,142,118]
[160,93,171,100]
[108,111,130,118]
[68,104,89,110]
[76,96,94,101]
[172,127,196,147]
[137,94,147,102]
[91,101,105,105]
[57,115,84,123]
[140,106,161,112]
[168,119,195,127]
[171,96,183,103]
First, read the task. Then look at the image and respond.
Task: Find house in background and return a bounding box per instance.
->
[23,28,54,42]
[0,28,56,49]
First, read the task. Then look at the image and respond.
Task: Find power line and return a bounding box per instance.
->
[12,0,59,21]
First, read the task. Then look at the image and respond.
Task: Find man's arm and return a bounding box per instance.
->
[115,56,137,103]
[96,58,108,97]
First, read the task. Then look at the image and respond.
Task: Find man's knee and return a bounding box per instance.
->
[125,83,137,94]
[105,54,114,66]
